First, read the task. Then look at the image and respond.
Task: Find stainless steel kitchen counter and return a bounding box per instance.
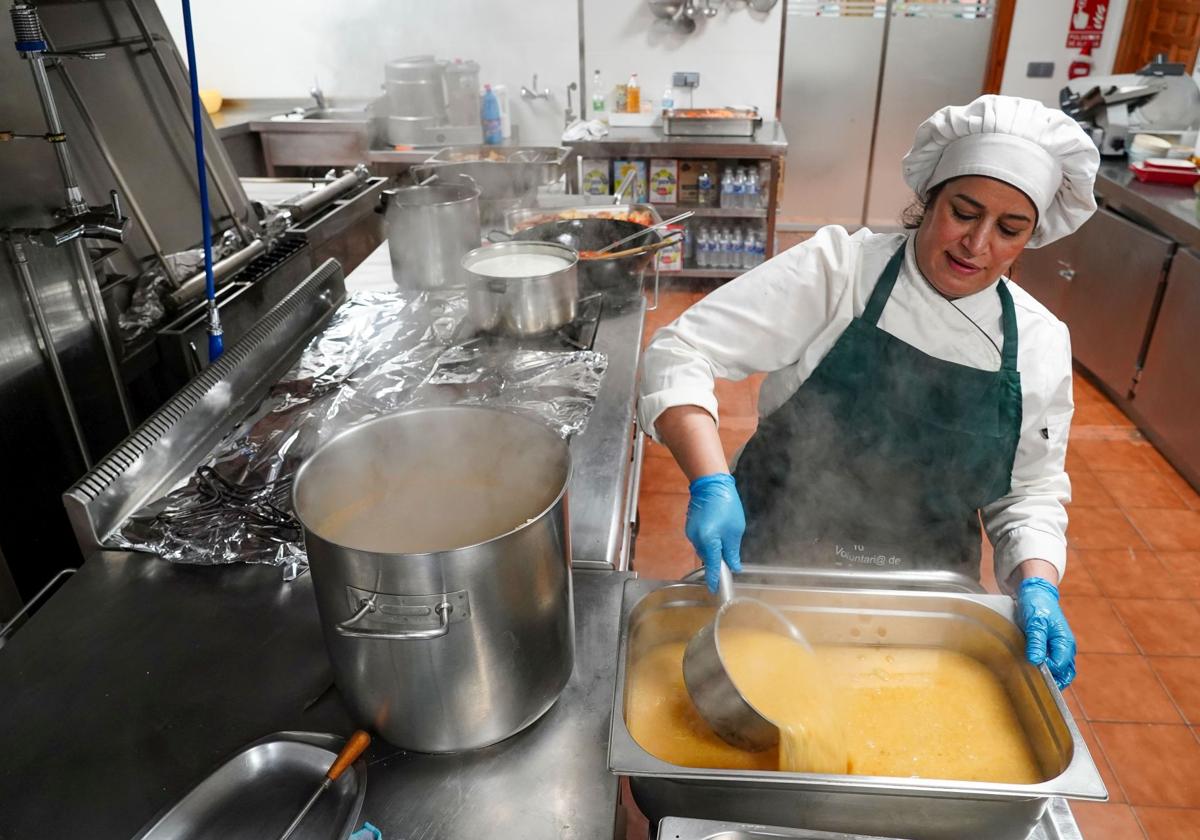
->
[569,121,789,160]
[344,243,646,571]
[0,552,630,838]
[1096,160,1200,249]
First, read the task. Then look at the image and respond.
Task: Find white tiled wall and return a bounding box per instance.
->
[582,0,784,116]
[1000,0,1128,105]
[156,0,580,146]
[156,1,785,146]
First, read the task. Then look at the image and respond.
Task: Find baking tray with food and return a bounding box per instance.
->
[503,204,662,234]
[662,107,763,137]
[608,569,1106,840]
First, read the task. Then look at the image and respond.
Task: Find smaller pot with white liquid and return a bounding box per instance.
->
[462,241,579,337]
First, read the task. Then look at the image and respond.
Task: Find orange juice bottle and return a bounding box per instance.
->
[626,73,640,114]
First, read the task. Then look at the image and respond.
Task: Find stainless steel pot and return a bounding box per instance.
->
[386,80,445,120]
[380,179,480,290]
[294,406,575,753]
[385,114,438,145]
[463,241,579,336]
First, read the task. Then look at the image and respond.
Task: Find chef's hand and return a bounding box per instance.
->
[686,473,745,593]
[1018,577,1076,689]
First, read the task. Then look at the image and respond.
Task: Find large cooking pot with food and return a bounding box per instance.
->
[379,178,480,290]
[294,406,574,753]
[504,218,661,306]
[462,240,579,336]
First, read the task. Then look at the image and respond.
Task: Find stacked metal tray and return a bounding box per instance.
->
[413,145,573,197]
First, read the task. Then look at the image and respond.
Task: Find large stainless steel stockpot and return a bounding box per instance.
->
[294,406,574,753]
[462,240,579,337]
[380,179,480,290]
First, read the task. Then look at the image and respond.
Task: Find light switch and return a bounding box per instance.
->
[672,72,700,89]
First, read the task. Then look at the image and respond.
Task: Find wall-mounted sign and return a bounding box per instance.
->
[1066,0,1109,49]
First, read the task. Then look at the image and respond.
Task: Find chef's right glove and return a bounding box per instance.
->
[1017,577,1077,690]
[685,472,745,593]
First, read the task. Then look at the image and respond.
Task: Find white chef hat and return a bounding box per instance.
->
[901,95,1100,248]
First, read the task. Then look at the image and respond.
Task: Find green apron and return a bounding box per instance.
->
[733,243,1023,576]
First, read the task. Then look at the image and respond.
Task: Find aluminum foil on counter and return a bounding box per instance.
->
[111,290,607,575]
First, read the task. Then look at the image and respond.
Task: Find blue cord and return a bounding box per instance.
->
[179,0,223,361]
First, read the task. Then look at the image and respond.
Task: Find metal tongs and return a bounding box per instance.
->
[682,564,813,751]
[594,210,696,256]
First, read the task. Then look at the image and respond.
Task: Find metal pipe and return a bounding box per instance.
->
[6,238,93,469]
[122,0,254,246]
[167,237,267,310]
[43,46,179,285]
[24,52,85,213]
[68,237,135,430]
[280,165,368,222]
[860,0,895,229]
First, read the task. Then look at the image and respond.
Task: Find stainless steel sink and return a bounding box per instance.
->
[270,107,369,123]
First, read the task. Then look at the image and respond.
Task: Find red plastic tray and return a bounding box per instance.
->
[1129,161,1200,186]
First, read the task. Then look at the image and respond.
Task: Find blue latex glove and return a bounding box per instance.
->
[350,823,382,840]
[685,473,746,593]
[1018,577,1076,689]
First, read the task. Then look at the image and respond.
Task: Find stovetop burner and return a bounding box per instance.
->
[454,293,604,352]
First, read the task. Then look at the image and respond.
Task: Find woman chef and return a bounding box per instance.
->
[638,96,1099,689]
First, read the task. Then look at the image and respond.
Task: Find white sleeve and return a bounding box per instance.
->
[637,225,859,442]
[981,320,1074,593]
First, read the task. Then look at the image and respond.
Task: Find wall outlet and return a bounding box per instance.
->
[672,71,700,89]
[1026,62,1055,78]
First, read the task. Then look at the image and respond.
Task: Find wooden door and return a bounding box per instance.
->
[1114,0,1200,74]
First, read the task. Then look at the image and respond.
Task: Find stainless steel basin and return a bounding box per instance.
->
[608,571,1106,840]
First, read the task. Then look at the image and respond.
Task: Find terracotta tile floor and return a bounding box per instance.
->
[624,288,1200,839]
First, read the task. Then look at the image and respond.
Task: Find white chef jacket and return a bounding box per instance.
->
[638,226,1074,589]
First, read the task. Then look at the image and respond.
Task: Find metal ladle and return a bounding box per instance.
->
[682,563,812,751]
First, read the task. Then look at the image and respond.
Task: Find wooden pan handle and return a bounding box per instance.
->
[327,730,371,782]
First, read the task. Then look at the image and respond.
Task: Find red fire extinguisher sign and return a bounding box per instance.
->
[1066,0,1109,49]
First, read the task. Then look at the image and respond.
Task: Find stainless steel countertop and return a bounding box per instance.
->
[345,243,646,571]
[1096,160,1200,250]
[0,553,630,838]
[569,121,789,159]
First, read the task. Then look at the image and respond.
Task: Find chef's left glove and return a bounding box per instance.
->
[1017,577,1076,690]
[685,472,745,593]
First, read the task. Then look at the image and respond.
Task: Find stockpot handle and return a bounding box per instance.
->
[336,596,452,640]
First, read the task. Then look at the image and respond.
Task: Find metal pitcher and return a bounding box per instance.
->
[380,177,481,290]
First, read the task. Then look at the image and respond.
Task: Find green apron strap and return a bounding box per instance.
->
[861,245,907,326]
[997,280,1019,372]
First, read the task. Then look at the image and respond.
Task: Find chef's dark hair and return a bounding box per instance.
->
[901,182,946,230]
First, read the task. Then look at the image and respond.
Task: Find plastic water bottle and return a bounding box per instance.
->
[720,167,735,209]
[696,226,710,267]
[662,86,675,112]
[755,228,767,265]
[697,164,715,207]
[482,84,502,145]
[731,168,746,208]
[730,226,743,270]
[591,69,605,116]
[744,169,759,212]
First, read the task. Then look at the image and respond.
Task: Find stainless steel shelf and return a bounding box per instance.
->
[653,204,767,219]
[669,268,746,280]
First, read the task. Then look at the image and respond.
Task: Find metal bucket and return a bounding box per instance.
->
[380,179,480,290]
[463,240,579,336]
[294,406,575,753]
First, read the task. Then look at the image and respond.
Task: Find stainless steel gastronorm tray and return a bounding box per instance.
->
[609,573,1106,840]
[657,797,1084,840]
[131,731,366,840]
[413,145,573,197]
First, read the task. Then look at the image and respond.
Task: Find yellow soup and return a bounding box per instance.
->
[626,636,1042,784]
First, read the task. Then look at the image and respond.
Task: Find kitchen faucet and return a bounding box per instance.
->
[310,79,327,110]
[520,74,550,101]
[564,81,578,127]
